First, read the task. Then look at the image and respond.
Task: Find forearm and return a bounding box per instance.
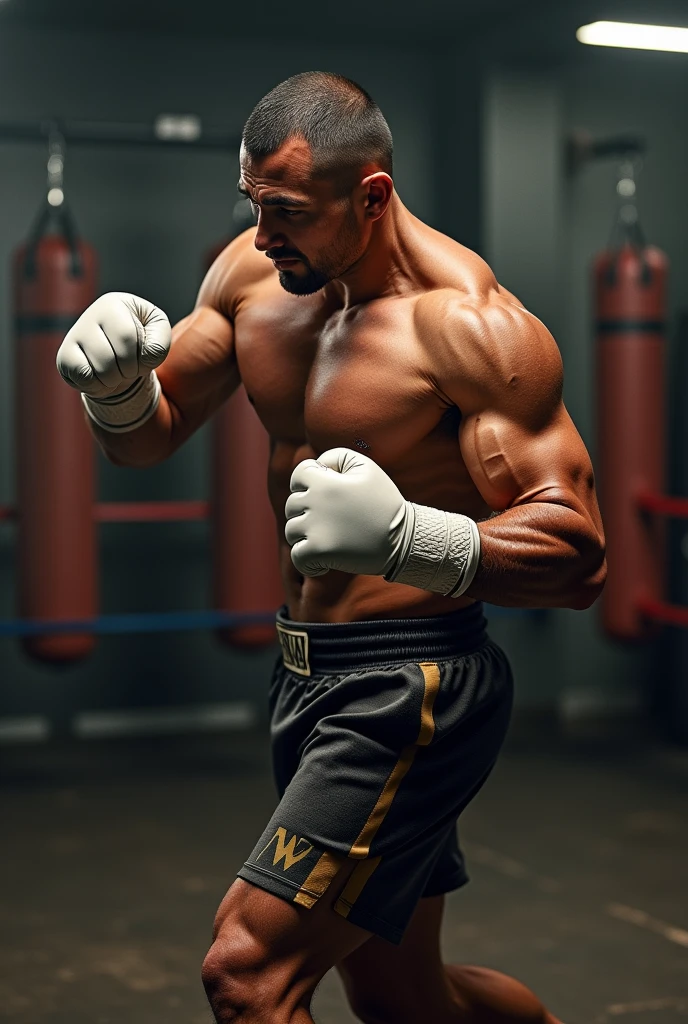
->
[286,449,607,610]
[85,383,175,468]
[467,503,607,609]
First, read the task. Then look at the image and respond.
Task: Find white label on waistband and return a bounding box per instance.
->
[276,624,311,677]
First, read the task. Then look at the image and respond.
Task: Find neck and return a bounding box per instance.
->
[331,193,419,308]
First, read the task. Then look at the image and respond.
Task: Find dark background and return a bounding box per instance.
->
[2,0,688,731]
[1,3,688,1023]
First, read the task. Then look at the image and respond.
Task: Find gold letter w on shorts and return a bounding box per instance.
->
[256,827,314,871]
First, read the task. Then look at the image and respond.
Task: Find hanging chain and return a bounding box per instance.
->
[615,154,643,229]
[46,123,66,207]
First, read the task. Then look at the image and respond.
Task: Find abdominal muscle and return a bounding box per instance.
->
[282,550,475,624]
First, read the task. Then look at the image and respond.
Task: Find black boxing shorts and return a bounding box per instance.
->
[237,601,513,945]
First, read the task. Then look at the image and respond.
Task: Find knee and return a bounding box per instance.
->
[201,891,268,1021]
[201,928,307,1024]
[201,943,247,1022]
[202,936,280,1023]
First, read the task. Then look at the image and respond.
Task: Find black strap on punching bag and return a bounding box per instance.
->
[15,201,86,337]
[21,199,84,281]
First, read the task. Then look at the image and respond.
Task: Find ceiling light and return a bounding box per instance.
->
[154,114,202,142]
[577,20,688,53]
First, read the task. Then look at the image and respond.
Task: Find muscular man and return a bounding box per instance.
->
[57,73,606,1024]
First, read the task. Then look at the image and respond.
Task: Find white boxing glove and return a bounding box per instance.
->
[286,447,411,578]
[56,292,171,432]
[285,447,481,598]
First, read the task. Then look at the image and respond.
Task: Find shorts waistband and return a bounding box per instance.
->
[275,602,488,675]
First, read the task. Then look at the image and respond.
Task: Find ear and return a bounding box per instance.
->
[360,172,394,220]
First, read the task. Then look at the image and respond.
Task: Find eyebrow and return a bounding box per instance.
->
[237,183,310,207]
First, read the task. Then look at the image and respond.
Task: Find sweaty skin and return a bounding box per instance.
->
[93,141,606,623]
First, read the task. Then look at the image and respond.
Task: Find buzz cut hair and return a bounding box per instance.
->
[241,71,393,182]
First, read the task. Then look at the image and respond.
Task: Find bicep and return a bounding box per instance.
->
[156,305,239,447]
[459,402,597,516]
[448,299,595,515]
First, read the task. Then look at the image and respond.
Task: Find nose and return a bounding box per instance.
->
[253,222,271,252]
[253,213,283,253]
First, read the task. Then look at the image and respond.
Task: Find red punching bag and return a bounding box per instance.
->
[206,220,284,648]
[211,389,284,648]
[14,202,98,662]
[595,222,668,642]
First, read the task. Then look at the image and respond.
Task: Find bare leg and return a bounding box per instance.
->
[203,861,371,1024]
[444,963,562,1024]
[337,895,560,1024]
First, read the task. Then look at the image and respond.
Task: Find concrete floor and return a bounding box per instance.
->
[1,719,688,1024]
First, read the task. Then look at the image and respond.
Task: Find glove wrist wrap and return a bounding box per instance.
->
[82,371,161,433]
[385,502,481,598]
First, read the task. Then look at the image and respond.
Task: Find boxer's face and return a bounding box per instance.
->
[239,137,383,296]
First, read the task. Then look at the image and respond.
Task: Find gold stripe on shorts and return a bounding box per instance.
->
[335,855,382,918]
[349,662,441,860]
[417,662,441,746]
[293,850,346,909]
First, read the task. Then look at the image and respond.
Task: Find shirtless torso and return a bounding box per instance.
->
[97,195,605,624]
[224,219,506,623]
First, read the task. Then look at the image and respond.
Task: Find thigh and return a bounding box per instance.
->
[336,895,461,1023]
[268,658,300,798]
[208,864,372,1010]
[246,646,512,947]
[214,864,372,964]
[243,659,437,935]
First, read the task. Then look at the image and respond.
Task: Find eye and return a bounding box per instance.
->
[281,209,302,217]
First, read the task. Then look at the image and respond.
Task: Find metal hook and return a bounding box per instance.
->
[46,122,66,207]
[615,151,644,198]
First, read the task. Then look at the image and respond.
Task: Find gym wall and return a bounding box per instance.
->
[480,46,688,715]
[2,14,687,734]
[0,23,437,728]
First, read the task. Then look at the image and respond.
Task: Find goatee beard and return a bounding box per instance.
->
[278,267,331,295]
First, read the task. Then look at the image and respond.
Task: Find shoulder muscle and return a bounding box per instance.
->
[418,289,563,428]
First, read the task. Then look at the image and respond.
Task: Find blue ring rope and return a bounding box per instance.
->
[0,605,537,638]
[0,610,277,637]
